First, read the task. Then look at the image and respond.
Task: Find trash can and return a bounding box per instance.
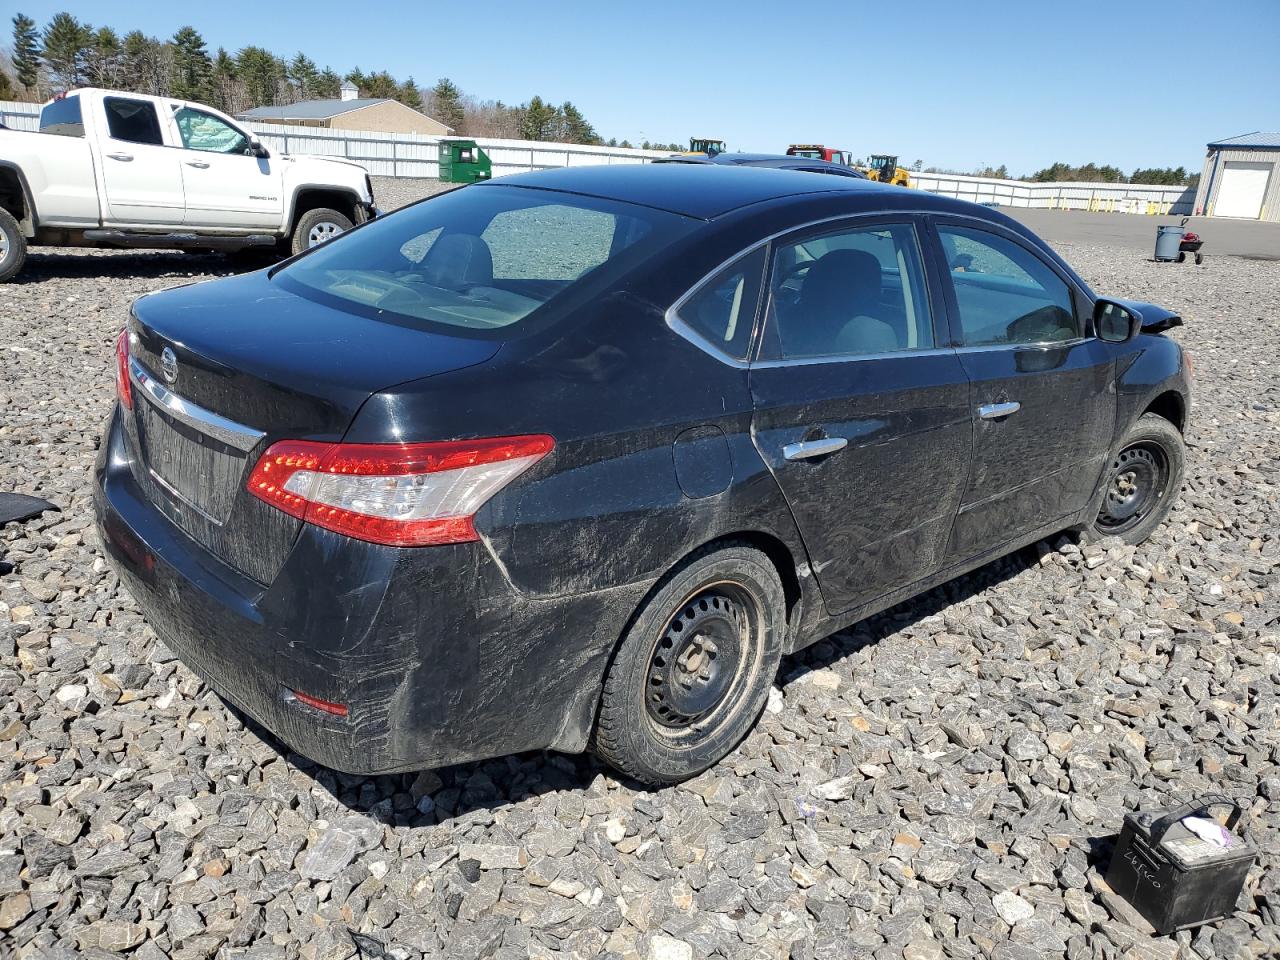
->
[1154,225,1185,262]
[438,140,492,183]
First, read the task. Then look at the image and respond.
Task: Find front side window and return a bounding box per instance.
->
[104,97,164,146]
[278,185,695,337]
[938,225,1078,346]
[174,107,249,154]
[769,222,934,359]
[675,248,766,361]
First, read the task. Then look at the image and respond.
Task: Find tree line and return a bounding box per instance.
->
[0,11,621,145]
[918,159,1197,187]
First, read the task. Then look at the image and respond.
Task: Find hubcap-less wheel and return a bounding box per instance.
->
[307,221,344,247]
[1097,442,1168,534]
[0,232,9,261]
[647,586,753,730]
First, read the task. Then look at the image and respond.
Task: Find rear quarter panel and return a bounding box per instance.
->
[3,130,100,227]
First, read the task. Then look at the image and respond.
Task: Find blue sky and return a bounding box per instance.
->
[11,0,1280,174]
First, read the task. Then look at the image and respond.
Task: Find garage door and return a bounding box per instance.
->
[1215,161,1272,219]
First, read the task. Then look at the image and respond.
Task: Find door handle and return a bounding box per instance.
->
[783,437,848,461]
[185,160,210,168]
[978,401,1021,420]
[105,152,133,161]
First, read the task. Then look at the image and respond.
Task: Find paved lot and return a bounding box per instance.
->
[0,226,1277,959]
[1005,209,1280,261]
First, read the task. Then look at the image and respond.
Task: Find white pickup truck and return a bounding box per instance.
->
[0,88,378,282]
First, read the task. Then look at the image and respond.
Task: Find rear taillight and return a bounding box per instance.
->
[115,329,132,410]
[246,435,554,547]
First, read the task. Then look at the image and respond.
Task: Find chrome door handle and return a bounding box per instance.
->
[979,401,1021,420]
[185,160,210,168]
[783,437,848,461]
[106,152,133,161]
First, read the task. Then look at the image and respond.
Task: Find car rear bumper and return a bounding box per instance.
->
[93,404,648,775]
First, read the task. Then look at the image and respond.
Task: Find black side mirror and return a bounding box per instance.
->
[1095,298,1142,343]
[249,138,270,159]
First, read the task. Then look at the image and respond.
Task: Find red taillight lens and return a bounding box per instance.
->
[115,329,133,410]
[246,435,555,547]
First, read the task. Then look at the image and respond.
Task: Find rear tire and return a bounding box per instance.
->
[594,543,786,785]
[1195,253,1204,265]
[1084,413,1185,545]
[0,207,28,283]
[1176,251,1186,263]
[290,207,353,257]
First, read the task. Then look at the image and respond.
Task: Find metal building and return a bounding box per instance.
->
[1193,132,1280,221]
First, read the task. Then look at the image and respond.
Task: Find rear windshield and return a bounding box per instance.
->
[277,185,695,338]
[40,95,84,137]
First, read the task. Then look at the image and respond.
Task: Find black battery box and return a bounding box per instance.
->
[1106,794,1255,934]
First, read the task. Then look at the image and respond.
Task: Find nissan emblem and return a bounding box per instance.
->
[160,347,178,385]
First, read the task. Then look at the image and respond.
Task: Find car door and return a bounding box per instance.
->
[749,217,972,615]
[171,106,282,228]
[930,219,1115,563]
[97,96,185,224]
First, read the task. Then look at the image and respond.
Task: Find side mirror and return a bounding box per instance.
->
[1095,298,1142,343]
[249,137,270,159]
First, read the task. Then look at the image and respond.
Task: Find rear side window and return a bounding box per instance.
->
[39,96,84,137]
[938,225,1078,346]
[770,222,934,359]
[104,97,164,146]
[278,184,695,338]
[674,248,765,362]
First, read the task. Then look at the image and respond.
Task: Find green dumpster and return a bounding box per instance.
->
[438,139,492,183]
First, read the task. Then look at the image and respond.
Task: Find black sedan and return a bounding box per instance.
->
[95,165,1191,785]
[654,151,868,178]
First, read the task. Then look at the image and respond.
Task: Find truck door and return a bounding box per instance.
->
[171,106,281,228]
[97,96,185,224]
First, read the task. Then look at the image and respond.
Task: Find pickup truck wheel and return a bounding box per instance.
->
[0,208,28,283]
[291,208,353,256]
[593,544,785,785]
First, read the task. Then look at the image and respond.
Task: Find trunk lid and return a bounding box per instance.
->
[125,270,501,583]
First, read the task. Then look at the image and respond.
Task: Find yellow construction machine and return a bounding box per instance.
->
[684,138,726,157]
[862,154,912,187]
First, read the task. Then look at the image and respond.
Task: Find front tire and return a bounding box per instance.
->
[1085,413,1185,545]
[0,207,28,283]
[290,207,353,257]
[594,544,786,785]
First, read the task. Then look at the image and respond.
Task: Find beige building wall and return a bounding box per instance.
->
[328,101,451,136]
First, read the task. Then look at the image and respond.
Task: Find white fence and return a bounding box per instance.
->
[910,171,1195,215]
[2,98,1195,213]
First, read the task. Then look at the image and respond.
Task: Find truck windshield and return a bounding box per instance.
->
[277,185,695,338]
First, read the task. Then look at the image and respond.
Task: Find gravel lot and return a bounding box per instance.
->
[1,217,1278,960]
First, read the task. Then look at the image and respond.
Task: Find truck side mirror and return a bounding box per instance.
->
[249,137,270,159]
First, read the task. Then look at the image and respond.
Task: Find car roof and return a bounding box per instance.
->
[487,163,892,219]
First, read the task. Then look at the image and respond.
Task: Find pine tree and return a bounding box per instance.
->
[121,31,170,96]
[361,70,399,99]
[520,95,557,141]
[431,77,464,131]
[41,12,93,91]
[12,14,40,91]
[83,27,123,88]
[315,67,341,99]
[171,26,212,102]
[0,68,13,99]
[210,47,239,112]
[559,102,598,144]
[288,52,319,100]
[237,46,284,106]
[398,76,423,110]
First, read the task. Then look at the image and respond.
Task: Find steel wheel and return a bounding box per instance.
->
[307,220,345,247]
[594,544,785,785]
[1096,441,1169,535]
[645,583,757,734]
